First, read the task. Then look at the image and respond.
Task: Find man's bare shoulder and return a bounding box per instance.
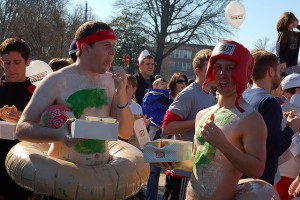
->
[196,105,217,119]
[242,110,263,123]
[240,110,266,133]
[39,65,76,86]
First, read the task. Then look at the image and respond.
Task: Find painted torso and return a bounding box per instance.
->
[47,69,115,166]
[186,103,254,200]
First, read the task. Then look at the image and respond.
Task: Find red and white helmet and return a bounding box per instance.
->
[203,40,254,112]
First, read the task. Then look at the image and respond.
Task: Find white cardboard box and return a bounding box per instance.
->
[143,139,193,163]
[129,118,150,150]
[0,121,17,140]
[71,119,118,141]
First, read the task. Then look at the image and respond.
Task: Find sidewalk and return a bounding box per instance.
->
[157,169,166,199]
[139,169,166,200]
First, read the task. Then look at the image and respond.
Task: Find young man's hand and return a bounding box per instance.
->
[289,176,300,197]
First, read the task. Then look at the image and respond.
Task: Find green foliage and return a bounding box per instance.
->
[109,9,150,74]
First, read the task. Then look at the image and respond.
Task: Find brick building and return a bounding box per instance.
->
[160,44,214,80]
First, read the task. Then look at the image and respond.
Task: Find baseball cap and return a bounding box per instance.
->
[69,40,78,62]
[138,50,150,64]
[281,73,300,90]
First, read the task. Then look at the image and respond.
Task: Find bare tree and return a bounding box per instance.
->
[0,0,88,61]
[10,0,66,60]
[114,0,232,74]
[0,0,27,41]
[67,5,87,34]
[7,0,87,61]
[253,37,276,53]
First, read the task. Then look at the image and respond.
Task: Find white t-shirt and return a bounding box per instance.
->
[129,100,143,115]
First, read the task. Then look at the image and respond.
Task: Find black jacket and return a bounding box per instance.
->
[276,25,300,68]
[134,73,155,105]
[0,76,35,197]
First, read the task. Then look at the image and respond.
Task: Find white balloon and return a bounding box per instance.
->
[26,60,53,86]
[225,1,246,29]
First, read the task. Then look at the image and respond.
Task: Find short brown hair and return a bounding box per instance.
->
[140,55,154,65]
[0,37,30,61]
[251,50,279,81]
[168,72,188,98]
[75,21,112,57]
[48,58,71,71]
[127,74,137,88]
[192,49,212,71]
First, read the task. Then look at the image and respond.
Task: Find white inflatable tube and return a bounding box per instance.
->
[5,141,149,200]
[235,178,280,200]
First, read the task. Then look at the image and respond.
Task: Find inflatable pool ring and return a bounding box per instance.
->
[6,141,149,199]
[5,105,149,199]
[235,178,280,200]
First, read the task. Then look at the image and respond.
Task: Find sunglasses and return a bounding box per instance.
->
[176,79,187,84]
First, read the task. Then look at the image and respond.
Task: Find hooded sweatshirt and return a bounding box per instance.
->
[242,87,293,185]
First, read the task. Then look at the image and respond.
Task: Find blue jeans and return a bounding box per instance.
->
[146,163,161,200]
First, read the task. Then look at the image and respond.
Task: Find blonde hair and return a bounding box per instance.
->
[192,49,212,71]
[153,78,167,88]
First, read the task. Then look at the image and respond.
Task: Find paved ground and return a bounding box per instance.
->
[157,170,166,199]
[135,169,166,200]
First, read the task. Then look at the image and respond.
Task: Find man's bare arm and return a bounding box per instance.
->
[110,73,133,140]
[16,75,70,144]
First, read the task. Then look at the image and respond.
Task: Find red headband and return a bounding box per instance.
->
[76,29,116,50]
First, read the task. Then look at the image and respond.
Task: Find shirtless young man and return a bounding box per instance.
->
[160,40,267,200]
[16,21,134,166]
[186,40,268,199]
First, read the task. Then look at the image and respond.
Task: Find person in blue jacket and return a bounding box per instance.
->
[142,77,172,200]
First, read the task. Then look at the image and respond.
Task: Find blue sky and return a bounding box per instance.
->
[72,0,300,51]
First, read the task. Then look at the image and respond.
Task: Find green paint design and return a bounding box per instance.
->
[74,139,106,154]
[214,111,233,126]
[194,109,233,169]
[66,89,108,154]
[66,89,108,118]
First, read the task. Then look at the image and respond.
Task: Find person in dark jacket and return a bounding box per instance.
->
[276,12,300,75]
[242,49,300,185]
[0,37,36,199]
[134,50,155,105]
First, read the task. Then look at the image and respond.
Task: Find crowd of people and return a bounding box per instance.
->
[0,11,300,200]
